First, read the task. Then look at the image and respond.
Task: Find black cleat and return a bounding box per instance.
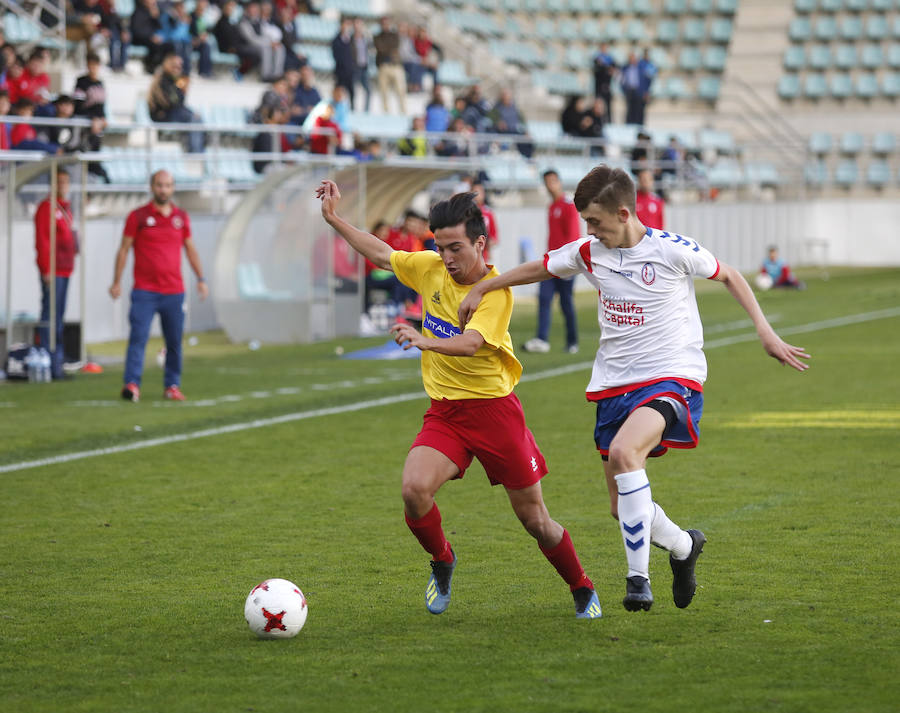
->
[572,587,602,619]
[623,575,653,612]
[425,548,456,614]
[670,529,706,609]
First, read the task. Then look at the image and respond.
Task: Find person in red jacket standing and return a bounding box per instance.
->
[109,170,208,402]
[523,169,582,354]
[34,169,76,379]
[634,168,665,230]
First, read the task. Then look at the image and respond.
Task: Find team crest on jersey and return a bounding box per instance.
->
[172,216,183,229]
[641,263,656,285]
[146,216,156,226]
[431,290,441,304]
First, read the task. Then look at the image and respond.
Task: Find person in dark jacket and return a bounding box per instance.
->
[130,0,165,73]
[331,16,355,108]
[147,50,204,153]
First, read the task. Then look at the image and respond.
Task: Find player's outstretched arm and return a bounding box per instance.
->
[458,259,552,329]
[714,262,811,372]
[316,179,392,270]
[390,322,485,356]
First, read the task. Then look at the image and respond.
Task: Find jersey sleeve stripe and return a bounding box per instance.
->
[707,259,721,280]
[578,241,593,274]
[543,252,561,278]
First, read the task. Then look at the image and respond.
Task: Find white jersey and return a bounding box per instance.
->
[544,227,720,397]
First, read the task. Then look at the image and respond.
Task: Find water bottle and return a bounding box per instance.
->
[25,347,37,382]
[40,348,52,382]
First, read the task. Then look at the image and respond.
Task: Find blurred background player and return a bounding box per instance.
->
[761,245,805,289]
[634,168,665,230]
[472,179,497,262]
[523,169,581,354]
[459,165,810,613]
[34,169,76,380]
[109,170,208,402]
[317,180,602,620]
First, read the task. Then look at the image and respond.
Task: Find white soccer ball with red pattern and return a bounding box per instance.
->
[244,578,308,639]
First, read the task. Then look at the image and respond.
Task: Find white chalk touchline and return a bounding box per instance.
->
[2,306,898,474]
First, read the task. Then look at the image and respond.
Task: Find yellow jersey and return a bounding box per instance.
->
[390,250,522,400]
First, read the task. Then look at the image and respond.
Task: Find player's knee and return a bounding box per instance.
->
[607,441,642,472]
[517,509,550,540]
[401,479,432,511]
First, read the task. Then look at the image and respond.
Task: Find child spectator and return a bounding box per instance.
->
[73,52,107,119]
[10,99,61,153]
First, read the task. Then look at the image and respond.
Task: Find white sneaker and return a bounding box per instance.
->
[523,338,550,353]
[566,344,579,354]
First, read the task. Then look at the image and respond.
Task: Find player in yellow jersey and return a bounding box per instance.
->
[316,180,601,618]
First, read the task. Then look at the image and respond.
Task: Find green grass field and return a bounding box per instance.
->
[1,268,898,713]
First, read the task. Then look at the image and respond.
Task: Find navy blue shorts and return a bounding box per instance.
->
[593,379,704,458]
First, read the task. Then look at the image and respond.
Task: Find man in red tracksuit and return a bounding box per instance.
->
[34,169,76,379]
[634,168,665,230]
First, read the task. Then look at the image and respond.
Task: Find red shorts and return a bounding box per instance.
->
[410,392,548,489]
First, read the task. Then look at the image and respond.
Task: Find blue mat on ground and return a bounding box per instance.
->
[340,339,421,360]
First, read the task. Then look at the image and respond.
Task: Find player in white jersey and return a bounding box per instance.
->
[458,165,810,612]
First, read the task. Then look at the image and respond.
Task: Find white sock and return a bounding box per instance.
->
[650,502,693,560]
[615,469,653,580]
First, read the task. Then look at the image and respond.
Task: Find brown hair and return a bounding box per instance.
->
[573,164,636,214]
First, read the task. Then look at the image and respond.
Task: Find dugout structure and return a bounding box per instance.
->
[213,161,461,344]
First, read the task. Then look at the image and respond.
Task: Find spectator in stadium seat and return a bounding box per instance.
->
[42,95,79,151]
[160,0,196,76]
[397,116,427,158]
[414,25,440,89]
[351,18,372,111]
[131,0,166,74]
[583,97,606,155]
[3,56,25,103]
[252,104,289,174]
[489,88,534,159]
[592,42,616,124]
[76,116,111,183]
[472,179,498,262]
[73,52,107,119]
[186,0,214,78]
[373,16,406,114]
[330,84,350,133]
[253,75,290,123]
[434,116,471,158]
[630,130,654,175]
[71,0,130,71]
[761,246,805,289]
[398,21,423,93]
[260,2,287,77]
[309,102,342,155]
[239,0,284,81]
[214,0,254,77]
[34,169,76,380]
[332,16,356,109]
[560,95,593,138]
[634,168,664,230]
[275,4,304,72]
[147,50,205,153]
[10,99,61,154]
[462,84,491,133]
[621,51,653,126]
[425,85,449,133]
[9,49,51,108]
[111,169,209,402]
[289,63,320,126]
[660,135,683,180]
[0,90,11,150]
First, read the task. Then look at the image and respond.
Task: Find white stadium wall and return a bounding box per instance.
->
[5,200,898,345]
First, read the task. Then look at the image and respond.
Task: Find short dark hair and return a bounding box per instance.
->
[542,169,559,180]
[429,192,486,243]
[404,209,425,221]
[55,94,74,105]
[86,51,101,64]
[573,164,636,213]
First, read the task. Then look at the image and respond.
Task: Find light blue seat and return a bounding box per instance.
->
[297,44,335,73]
[819,0,842,11]
[604,123,640,148]
[581,19,601,41]
[745,162,781,186]
[526,120,564,144]
[716,0,738,13]
[815,16,838,41]
[866,15,889,40]
[678,46,702,71]
[625,19,646,42]
[778,74,801,98]
[808,44,831,69]
[872,132,896,154]
[707,159,744,188]
[794,0,816,11]
[589,0,608,10]
[784,45,806,70]
[656,19,679,43]
[840,132,864,154]
[881,72,900,97]
[650,47,671,70]
[545,0,566,11]
[664,0,689,13]
[566,0,589,11]
[633,0,654,15]
[789,17,812,42]
[608,0,629,13]
[697,76,721,101]
[839,16,863,40]
[805,160,828,186]
[564,45,588,69]
[830,73,854,97]
[893,16,900,40]
[844,0,867,10]
[808,131,833,154]
[855,73,879,98]
[803,73,828,98]
[888,43,900,68]
[115,0,136,15]
[689,0,713,12]
[867,161,893,188]
[558,19,580,42]
[683,18,706,44]
[602,19,623,42]
[698,128,735,152]
[871,0,892,10]
[295,14,339,43]
[534,18,555,41]
[703,45,727,72]
[834,159,858,187]
[663,75,691,99]
[710,18,733,44]
[861,44,884,68]
[834,44,858,69]
[503,16,524,37]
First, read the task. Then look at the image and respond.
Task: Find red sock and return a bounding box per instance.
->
[405,503,453,562]
[540,529,593,591]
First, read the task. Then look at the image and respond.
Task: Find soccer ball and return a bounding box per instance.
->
[754,272,774,291]
[244,578,308,639]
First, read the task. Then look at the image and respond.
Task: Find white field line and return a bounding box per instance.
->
[2,306,898,474]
